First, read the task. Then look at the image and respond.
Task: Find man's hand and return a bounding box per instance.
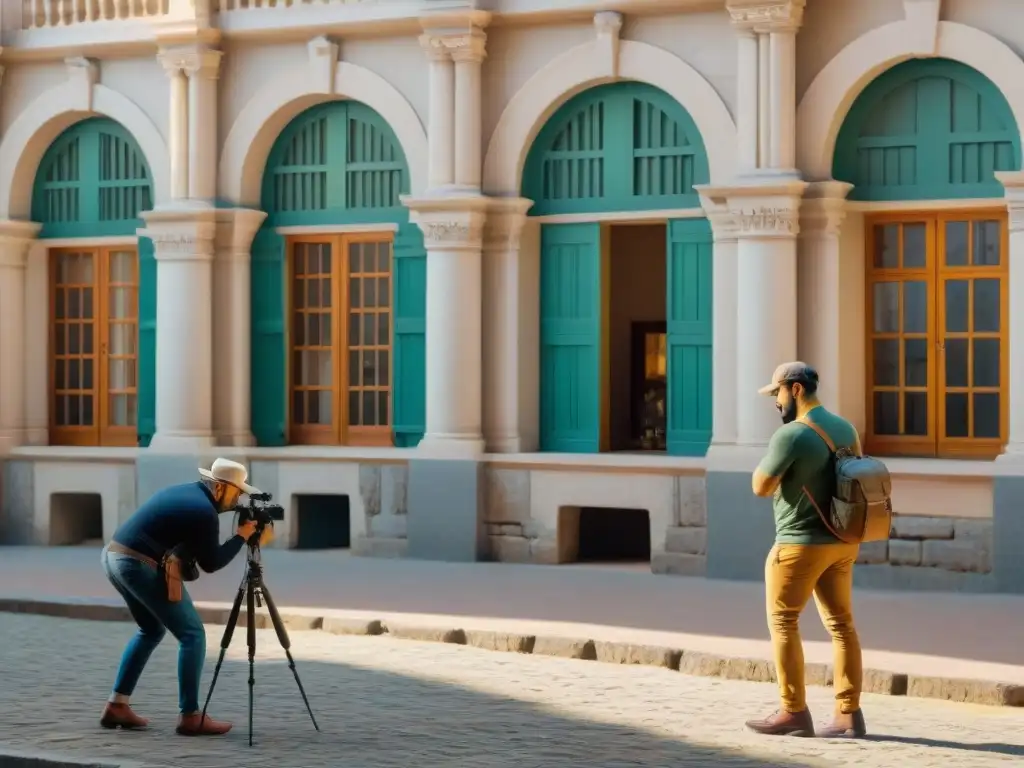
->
[237,520,258,542]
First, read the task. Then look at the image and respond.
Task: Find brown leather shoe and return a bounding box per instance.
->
[818,709,867,738]
[100,702,149,730]
[745,708,815,737]
[176,712,233,736]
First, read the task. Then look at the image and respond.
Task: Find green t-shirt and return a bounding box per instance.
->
[756,405,860,545]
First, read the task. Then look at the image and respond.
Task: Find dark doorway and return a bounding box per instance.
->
[50,492,103,545]
[295,494,350,550]
[577,507,651,562]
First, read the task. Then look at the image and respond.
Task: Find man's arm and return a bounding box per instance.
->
[194,514,245,574]
[752,427,799,497]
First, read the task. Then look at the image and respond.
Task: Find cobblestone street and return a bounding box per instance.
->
[3,614,1023,767]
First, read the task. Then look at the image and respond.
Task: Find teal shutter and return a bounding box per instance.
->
[251,227,287,446]
[666,218,712,456]
[136,236,156,446]
[392,222,426,447]
[539,222,603,453]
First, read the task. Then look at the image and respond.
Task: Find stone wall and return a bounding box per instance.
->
[483,468,534,563]
[857,516,992,574]
[353,463,409,558]
[651,475,707,577]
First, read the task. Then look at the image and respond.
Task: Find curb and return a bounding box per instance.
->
[0,744,151,768]
[3,597,1022,708]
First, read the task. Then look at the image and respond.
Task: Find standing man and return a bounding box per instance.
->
[99,458,269,736]
[744,363,867,739]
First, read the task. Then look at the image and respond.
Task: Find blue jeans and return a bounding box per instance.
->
[102,545,206,713]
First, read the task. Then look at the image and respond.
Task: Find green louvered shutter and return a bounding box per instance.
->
[666,218,713,456]
[136,236,157,446]
[392,222,426,446]
[539,222,604,452]
[251,227,287,446]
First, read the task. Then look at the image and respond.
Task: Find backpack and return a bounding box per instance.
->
[797,415,893,544]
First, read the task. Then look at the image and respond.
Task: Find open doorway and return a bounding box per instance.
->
[608,223,667,452]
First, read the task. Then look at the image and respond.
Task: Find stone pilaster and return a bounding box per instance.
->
[0,221,42,455]
[702,202,739,447]
[996,171,1024,463]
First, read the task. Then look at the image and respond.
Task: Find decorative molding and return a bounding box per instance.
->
[158,46,222,79]
[65,57,98,111]
[996,171,1024,233]
[705,209,739,242]
[594,11,623,79]
[420,29,487,63]
[483,198,532,250]
[422,220,484,245]
[307,36,339,94]
[0,221,43,268]
[731,206,800,236]
[800,179,852,237]
[727,0,806,32]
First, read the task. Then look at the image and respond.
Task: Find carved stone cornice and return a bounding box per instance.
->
[727,0,806,33]
[996,171,1024,233]
[158,45,222,79]
[732,206,800,237]
[696,177,806,240]
[138,208,218,261]
[800,180,852,237]
[483,197,532,251]
[420,29,487,63]
[402,194,489,251]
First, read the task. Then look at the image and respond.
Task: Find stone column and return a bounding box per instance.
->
[482,197,533,453]
[213,209,266,447]
[798,181,855,420]
[996,171,1024,459]
[160,51,190,201]
[186,46,222,203]
[452,29,486,189]
[405,197,491,457]
[0,222,42,455]
[138,209,218,451]
[420,33,456,189]
[735,29,759,171]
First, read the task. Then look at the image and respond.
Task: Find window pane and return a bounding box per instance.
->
[292,277,305,310]
[68,324,81,354]
[973,220,1000,266]
[83,287,94,319]
[349,313,360,346]
[109,394,130,427]
[362,313,375,346]
[306,390,321,424]
[319,243,332,274]
[292,312,305,346]
[294,246,306,277]
[903,281,927,333]
[317,390,332,425]
[973,278,1000,332]
[945,221,969,266]
[974,393,1000,438]
[903,339,928,387]
[873,340,899,386]
[362,390,377,425]
[873,392,899,435]
[349,243,362,273]
[315,351,332,385]
[109,323,134,355]
[83,323,94,354]
[306,278,320,309]
[874,225,899,268]
[973,338,1000,388]
[321,276,332,309]
[69,359,81,389]
[379,312,390,344]
[378,243,391,272]
[363,351,378,386]
[81,395,94,426]
[873,282,899,332]
[945,338,968,387]
[349,350,360,386]
[905,392,928,436]
[379,350,390,387]
[83,358,94,390]
[68,394,80,425]
[945,393,969,437]
[320,313,331,346]
[364,277,377,308]
[377,391,390,426]
[377,277,390,309]
[68,289,81,319]
[55,289,65,320]
[903,223,926,268]
[944,280,969,332]
[350,276,361,308]
[349,390,360,426]
[292,389,305,424]
[55,359,65,389]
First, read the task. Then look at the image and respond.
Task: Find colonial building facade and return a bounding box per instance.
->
[0,0,1022,592]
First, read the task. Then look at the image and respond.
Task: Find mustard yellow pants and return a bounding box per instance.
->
[765,543,862,714]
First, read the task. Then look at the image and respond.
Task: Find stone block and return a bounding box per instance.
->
[358,464,381,516]
[1,460,34,545]
[369,513,407,538]
[887,539,922,567]
[485,468,531,524]
[380,464,407,516]
[322,617,384,636]
[650,552,706,576]
[954,518,993,542]
[352,535,408,559]
[906,675,1024,706]
[677,651,726,677]
[490,535,531,563]
[465,630,535,653]
[664,526,706,555]
[862,668,908,696]
[922,539,991,573]
[532,636,596,660]
[805,663,834,687]
[406,460,485,562]
[529,537,561,565]
[386,624,466,644]
[721,657,777,683]
[891,516,953,540]
[594,642,682,669]
[677,475,707,527]
[856,540,888,564]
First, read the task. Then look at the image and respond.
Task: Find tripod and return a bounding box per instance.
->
[199,541,320,746]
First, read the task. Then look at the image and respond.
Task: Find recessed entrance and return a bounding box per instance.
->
[49,492,103,545]
[559,505,651,563]
[609,224,667,451]
[294,494,350,549]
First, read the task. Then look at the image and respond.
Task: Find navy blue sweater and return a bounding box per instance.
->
[112,482,245,573]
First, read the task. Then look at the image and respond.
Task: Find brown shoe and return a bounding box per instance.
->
[176,712,233,736]
[100,702,149,730]
[745,708,815,737]
[818,709,867,739]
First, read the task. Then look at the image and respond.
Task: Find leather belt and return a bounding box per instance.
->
[107,540,159,570]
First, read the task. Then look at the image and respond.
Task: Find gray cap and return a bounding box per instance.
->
[758,362,819,396]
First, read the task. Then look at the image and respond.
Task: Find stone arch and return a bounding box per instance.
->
[0,82,169,219]
[219,62,428,208]
[483,39,736,196]
[797,20,1024,180]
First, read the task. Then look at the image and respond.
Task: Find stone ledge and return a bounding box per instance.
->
[0,744,150,767]
[3,597,1020,708]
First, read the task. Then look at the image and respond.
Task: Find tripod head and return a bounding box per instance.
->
[234,491,284,551]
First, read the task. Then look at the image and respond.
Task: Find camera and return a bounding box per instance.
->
[235,491,285,542]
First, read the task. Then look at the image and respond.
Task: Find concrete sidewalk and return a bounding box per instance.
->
[2,545,1022,694]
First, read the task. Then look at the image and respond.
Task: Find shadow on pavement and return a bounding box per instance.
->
[863,734,1024,757]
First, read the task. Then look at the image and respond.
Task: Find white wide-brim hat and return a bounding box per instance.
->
[198,458,261,496]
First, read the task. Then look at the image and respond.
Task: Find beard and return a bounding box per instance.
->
[778,399,798,424]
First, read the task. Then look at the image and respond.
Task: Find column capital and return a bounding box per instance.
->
[996,170,1024,232]
[483,197,532,251]
[696,176,807,239]
[727,0,806,33]
[158,45,222,79]
[403,194,489,250]
[214,207,268,258]
[138,206,218,261]
[0,220,41,268]
[800,180,853,236]
[420,28,487,63]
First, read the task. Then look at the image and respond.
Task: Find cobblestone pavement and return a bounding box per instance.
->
[3,614,1024,768]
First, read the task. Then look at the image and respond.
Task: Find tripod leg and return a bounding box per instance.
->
[200,577,246,727]
[259,580,320,731]
[247,581,256,747]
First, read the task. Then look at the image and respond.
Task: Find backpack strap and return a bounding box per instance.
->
[796,414,836,453]
[794,415,857,544]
